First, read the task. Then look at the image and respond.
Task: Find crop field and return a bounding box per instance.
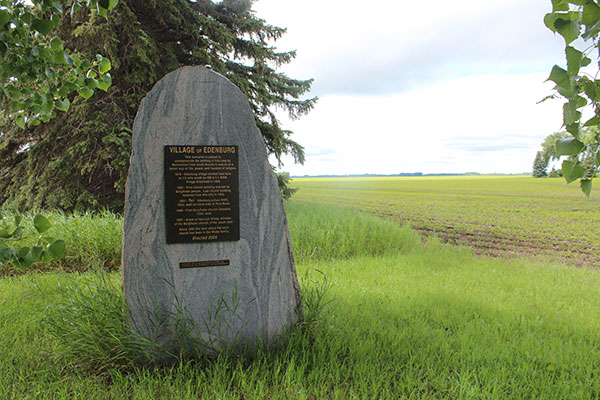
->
[289,176,600,266]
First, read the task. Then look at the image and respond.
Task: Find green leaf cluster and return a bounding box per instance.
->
[276,171,298,200]
[545,0,600,195]
[0,1,315,212]
[0,212,65,269]
[0,0,117,128]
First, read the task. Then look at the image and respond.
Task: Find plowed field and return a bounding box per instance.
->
[290,176,600,266]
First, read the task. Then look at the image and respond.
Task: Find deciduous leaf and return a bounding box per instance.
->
[15,254,34,269]
[562,160,585,183]
[33,215,52,233]
[31,246,43,261]
[547,65,571,89]
[32,19,54,35]
[52,50,64,63]
[566,122,581,137]
[583,20,600,39]
[20,11,33,25]
[563,102,581,127]
[97,5,108,18]
[55,98,70,112]
[77,86,94,99]
[582,2,600,25]
[556,82,577,99]
[581,179,592,196]
[545,13,559,33]
[84,78,98,90]
[0,246,15,260]
[48,240,65,259]
[97,74,111,91]
[584,115,600,126]
[583,80,597,100]
[555,17,581,45]
[552,0,569,12]
[566,46,584,75]
[15,116,25,129]
[582,55,591,67]
[556,137,585,155]
[17,247,29,259]
[0,10,10,27]
[98,57,111,74]
[50,36,63,51]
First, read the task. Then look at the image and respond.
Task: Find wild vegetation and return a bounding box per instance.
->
[0,0,315,211]
[1,197,600,398]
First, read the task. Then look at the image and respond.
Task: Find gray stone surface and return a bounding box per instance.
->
[122,66,302,351]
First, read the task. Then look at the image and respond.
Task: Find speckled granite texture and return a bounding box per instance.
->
[122,66,302,351]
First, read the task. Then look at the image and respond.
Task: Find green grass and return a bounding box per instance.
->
[289,176,600,265]
[0,209,122,275]
[2,199,600,398]
[53,209,122,270]
[286,202,421,263]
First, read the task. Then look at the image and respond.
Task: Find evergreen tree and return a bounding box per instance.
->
[548,167,561,178]
[0,0,316,211]
[532,151,547,178]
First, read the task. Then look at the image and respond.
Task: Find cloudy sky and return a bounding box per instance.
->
[252,0,568,175]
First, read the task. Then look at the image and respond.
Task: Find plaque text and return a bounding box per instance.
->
[164,145,240,243]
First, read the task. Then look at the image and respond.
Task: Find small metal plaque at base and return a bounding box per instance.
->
[180,259,230,269]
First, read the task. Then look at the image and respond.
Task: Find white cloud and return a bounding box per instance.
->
[255,0,571,174]
[255,0,563,95]
[275,73,564,175]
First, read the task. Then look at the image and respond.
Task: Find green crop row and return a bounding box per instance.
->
[289,176,600,266]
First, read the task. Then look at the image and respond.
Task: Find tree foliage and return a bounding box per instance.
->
[535,129,598,180]
[532,151,548,177]
[0,0,315,211]
[0,0,117,128]
[544,0,600,195]
[276,171,298,200]
[540,131,569,165]
[0,212,65,269]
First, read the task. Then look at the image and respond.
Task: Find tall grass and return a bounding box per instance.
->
[2,244,600,398]
[2,203,600,397]
[2,203,422,273]
[0,209,122,273]
[285,202,422,263]
[53,209,122,269]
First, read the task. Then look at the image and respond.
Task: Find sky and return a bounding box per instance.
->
[252,0,568,175]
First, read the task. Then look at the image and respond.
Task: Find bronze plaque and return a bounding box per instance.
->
[180,259,230,269]
[164,145,240,243]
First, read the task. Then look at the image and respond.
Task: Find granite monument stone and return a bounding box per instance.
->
[122,66,302,351]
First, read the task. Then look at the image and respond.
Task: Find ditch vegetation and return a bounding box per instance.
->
[1,183,600,398]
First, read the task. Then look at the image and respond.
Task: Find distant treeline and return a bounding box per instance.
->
[292,172,529,178]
